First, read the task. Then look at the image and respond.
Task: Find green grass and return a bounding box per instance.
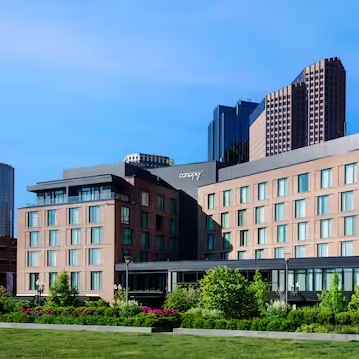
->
[0,329,358,359]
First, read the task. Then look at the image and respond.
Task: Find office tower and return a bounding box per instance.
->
[0,163,14,237]
[124,153,174,169]
[250,57,346,161]
[208,100,259,165]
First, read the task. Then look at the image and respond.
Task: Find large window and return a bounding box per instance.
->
[255,206,265,224]
[27,211,39,228]
[141,232,150,250]
[298,173,309,193]
[341,191,354,212]
[170,218,176,235]
[257,227,267,245]
[208,194,215,210]
[141,192,150,207]
[258,182,267,201]
[89,206,101,223]
[277,224,287,243]
[255,249,264,259]
[29,273,39,290]
[89,248,101,265]
[321,168,332,189]
[317,243,329,257]
[71,228,81,245]
[320,219,332,238]
[170,199,177,215]
[157,195,165,211]
[240,186,249,204]
[223,232,231,249]
[277,178,288,197]
[49,230,58,247]
[123,229,133,245]
[69,208,79,225]
[140,211,149,229]
[221,212,230,228]
[206,215,215,230]
[295,245,306,258]
[47,210,57,226]
[90,271,102,290]
[223,190,231,207]
[274,247,285,259]
[237,210,246,226]
[47,250,57,266]
[341,241,353,257]
[295,199,306,219]
[68,249,79,266]
[317,195,329,215]
[27,251,39,267]
[121,207,130,225]
[344,216,356,236]
[91,227,103,244]
[297,222,308,241]
[29,232,40,247]
[345,163,357,184]
[70,272,80,291]
[207,234,215,250]
[239,230,248,246]
[49,272,57,288]
[237,251,246,259]
[156,236,165,251]
[274,202,285,221]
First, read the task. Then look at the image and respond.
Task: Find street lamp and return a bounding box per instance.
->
[284,252,291,305]
[124,256,133,304]
[35,279,45,306]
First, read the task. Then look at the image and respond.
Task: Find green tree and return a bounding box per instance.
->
[0,285,8,298]
[163,285,200,311]
[46,271,78,307]
[249,270,269,316]
[199,266,253,318]
[348,286,359,312]
[318,272,347,313]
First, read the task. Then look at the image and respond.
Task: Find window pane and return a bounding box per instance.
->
[237,251,246,259]
[27,251,39,267]
[274,202,285,221]
[223,190,231,207]
[240,186,249,203]
[277,178,288,197]
[258,227,267,244]
[91,227,103,244]
[49,230,58,246]
[47,250,57,266]
[89,206,101,223]
[49,272,58,288]
[29,232,40,247]
[207,234,215,250]
[341,241,353,257]
[320,219,332,238]
[89,248,101,265]
[47,210,57,226]
[123,229,133,245]
[317,243,329,257]
[28,212,39,228]
[297,222,308,241]
[317,195,329,215]
[321,168,332,189]
[345,163,357,184]
[157,195,164,210]
[121,207,130,224]
[71,228,81,245]
[277,225,287,243]
[255,206,265,224]
[298,173,309,193]
[274,247,284,258]
[237,210,246,226]
[68,249,79,266]
[295,245,306,258]
[90,271,102,290]
[258,182,267,200]
[29,273,39,290]
[69,208,79,225]
[223,232,231,249]
[295,199,306,218]
[341,191,354,212]
[344,216,356,236]
[221,213,230,228]
[70,272,80,290]
[239,230,248,246]
[207,215,215,230]
[208,194,215,210]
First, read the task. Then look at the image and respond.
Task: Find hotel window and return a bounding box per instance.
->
[257,227,267,245]
[89,248,101,265]
[47,209,57,226]
[341,191,354,212]
[140,211,149,229]
[295,199,306,218]
[89,206,101,223]
[49,272,57,288]
[90,271,102,291]
[223,232,231,249]
[320,168,332,189]
[71,228,81,245]
[223,190,231,207]
[258,182,267,201]
[141,232,150,250]
[237,209,246,226]
[170,199,177,215]
[255,249,264,259]
[156,236,165,251]
[317,243,329,257]
[295,245,306,258]
[68,249,79,266]
[277,224,287,243]
[341,241,353,257]
[237,251,246,259]
[298,173,309,193]
[274,202,285,221]
[206,215,215,231]
[69,208,79,225]
[170,218,176,235]
[255,206,265,224]
[240,186,249,204]
[274,247,285,259]
[320,219,332,239]
[317,195,329,215]
[208,193,215,210]
[239,230,249,246]
[27,251,39,267]
[157,195,165,211]
[70,272,80,291]
[27,211,39,228]
[277,178,288,197]
[29,231,40,247]
[207,234,215,250]
[141,192,150,207]
[91,227,103,244]
[297,222,308,241]
[29,273,39,290]
[221,212,230,228]
[123,229,133,245]
[344,216,356,236]
[47,250,57,266]
[345,163,357,184]
[48,230,58,247]
[121,207,130,225]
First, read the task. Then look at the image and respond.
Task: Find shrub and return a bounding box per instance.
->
[287,307,319,326]
[350,312,359,326]
[265,300,289,318]
[250,317,270,331]
[316,310,334,325]
[199,266,253,318]
[266,318,283,332]
[236,319,252,330]
[84,300,110,308]
[348,286,359,312]
[249,270,269,316]
[0,312,32,323]
[318,273,347,313]
[185,307,224,317]
[0,297,31,314]
[163,285,200,312]
[296,323,334,333]
[0,286,8,298]
[335,312,351,325]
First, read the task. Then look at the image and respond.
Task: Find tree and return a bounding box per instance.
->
[348,286,359,312]
[249,270,269,316]
[199,266,253,318]
[163,285,200,311]
[318,272,347,313]
[46,271,78,307]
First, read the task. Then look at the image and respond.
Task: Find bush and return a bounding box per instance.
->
[84,300,110,308]
[335,312,351,325]
[163,285,200,312]
[296,324,334,333]
[185,307,224,317]
[350,312,359,326]
[0,297,31,314]
[316,310,334,325]
[236,319,252,330]
[287,307,319,326]
[265,300,289,318]
[318,273,347,313]
[250,318,270,331]
[0,312,32,323]
[348,286,359,312]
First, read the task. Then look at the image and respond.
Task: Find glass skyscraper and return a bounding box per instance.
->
[208,100,259,165]
[0,163,14,237]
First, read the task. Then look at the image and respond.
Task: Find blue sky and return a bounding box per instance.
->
[1,0,359,210]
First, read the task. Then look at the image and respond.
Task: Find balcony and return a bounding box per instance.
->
[25,193,130,208]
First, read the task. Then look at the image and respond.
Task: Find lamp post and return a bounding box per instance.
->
[124,256,133,304]
[35,279,45,306]
[284,252,291,305]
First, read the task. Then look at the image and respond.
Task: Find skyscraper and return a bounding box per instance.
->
[0,163,14,237]
[208,100,259,165]
[250,57,346,161]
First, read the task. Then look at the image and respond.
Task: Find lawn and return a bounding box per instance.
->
[0,329,359,359]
